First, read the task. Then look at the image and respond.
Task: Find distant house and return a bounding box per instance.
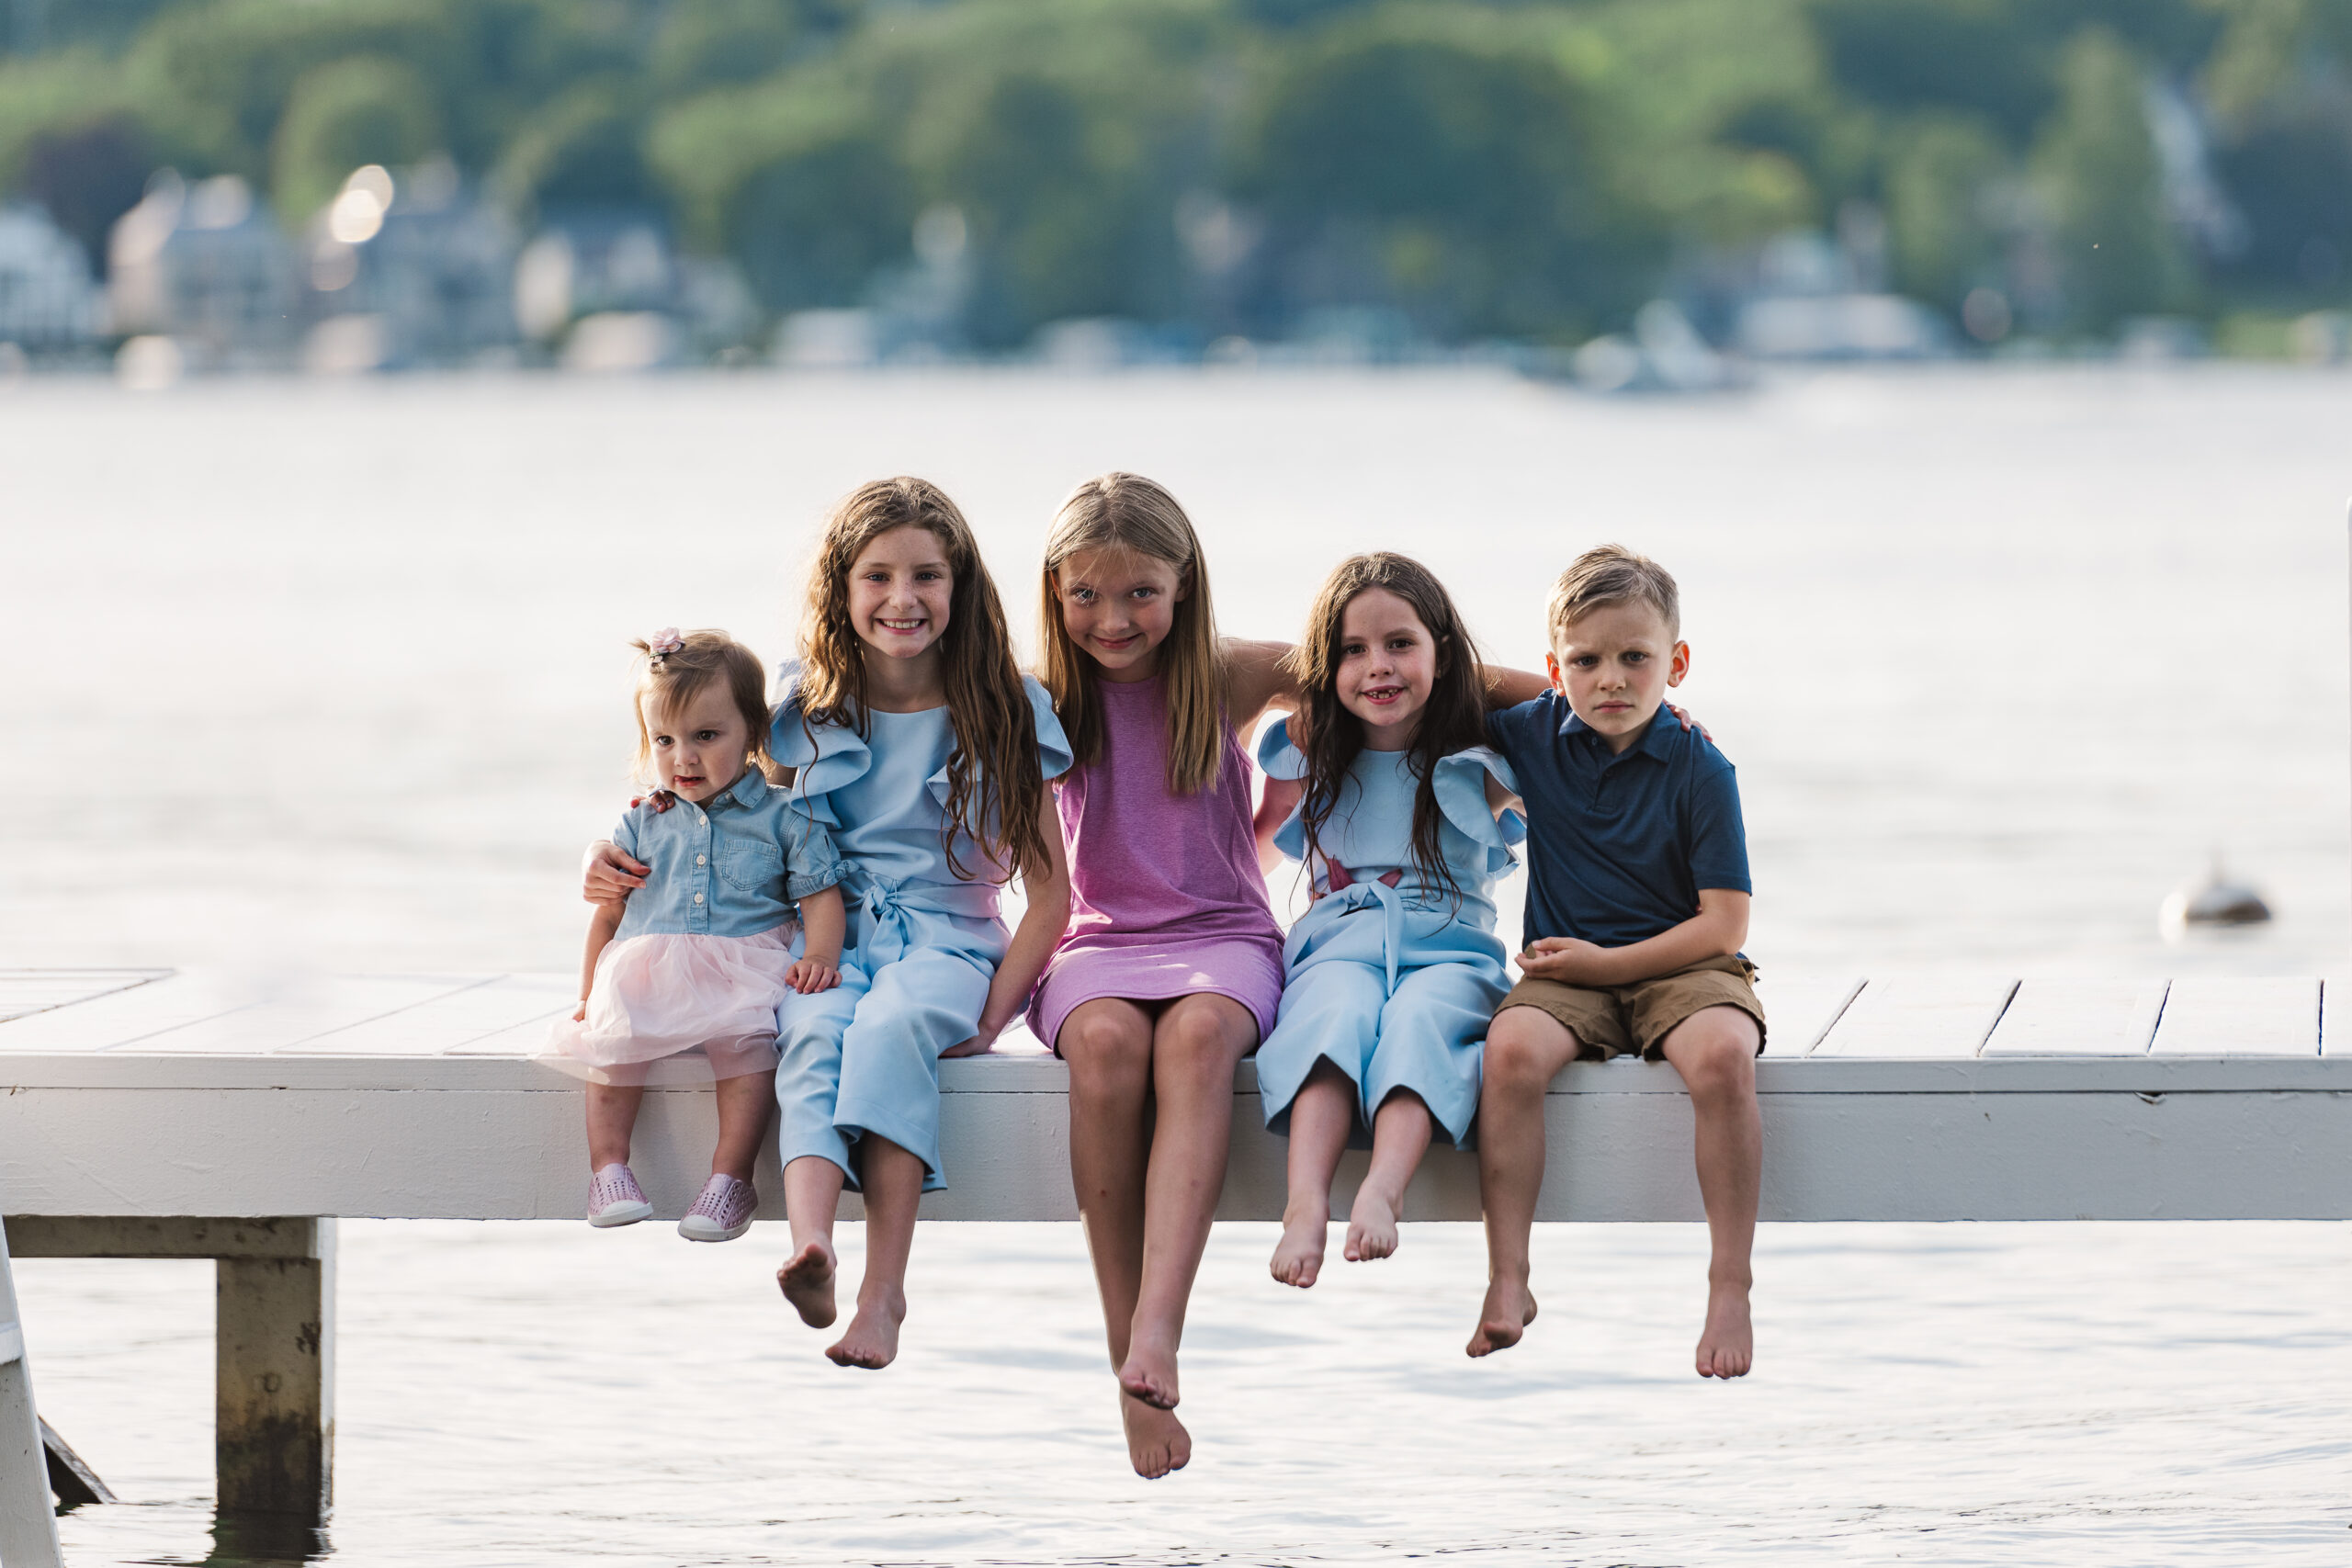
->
[108,175,300,361]
[0,204,104,347]
[302,160,519,369]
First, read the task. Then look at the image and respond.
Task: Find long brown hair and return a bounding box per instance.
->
[1280,553,1488,907]
[795,477,1048,880]
[629,628,781,788]
[1039,472,1230,795]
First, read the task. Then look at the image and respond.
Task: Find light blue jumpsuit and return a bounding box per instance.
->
[1254,725,1523,1148]
[769,662,1071,1191]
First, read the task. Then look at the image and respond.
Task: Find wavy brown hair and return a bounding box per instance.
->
[1279,553,1488,908]
[630,628,782,788]
[1039,472,1230,795]
[795,477,1048,881]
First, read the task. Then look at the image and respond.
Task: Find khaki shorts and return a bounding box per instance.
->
[1496,954,1765,1062]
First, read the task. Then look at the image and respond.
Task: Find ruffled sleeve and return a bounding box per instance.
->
[1253,714,1308,780]
[1433,746,1524,878]
[782,809,853,900]
[1027,675,1074,781]
[1252,717,1309,863]
[768,659,873,826]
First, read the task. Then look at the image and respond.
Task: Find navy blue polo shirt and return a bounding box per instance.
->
[1487,692,1750,949]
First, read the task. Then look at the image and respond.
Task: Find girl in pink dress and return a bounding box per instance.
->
[1029,472,1307,1480]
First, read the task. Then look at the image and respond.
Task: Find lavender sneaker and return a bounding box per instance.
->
[587,1164,652,1228]
[678,1174,757,1242]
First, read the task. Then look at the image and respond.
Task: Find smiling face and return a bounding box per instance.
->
[642,679,752,803]
[1546,599,1689,753]
[1053,546,1186,680]
[845,524,954,664]
[1335,587,1441,750]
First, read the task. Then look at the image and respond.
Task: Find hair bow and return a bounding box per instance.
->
[648,627,685,657]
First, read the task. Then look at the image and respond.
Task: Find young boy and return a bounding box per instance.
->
[1470,544,1763,1378]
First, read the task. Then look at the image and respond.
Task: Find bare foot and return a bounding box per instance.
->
[1117,1332,1181,1410]
[1464,1275,1538,1358]
[1695,1279,1753,1379]
[1270,1196,1329,1288]
[826,1286,906,1370]
[1120,1391,1192,1480]
[776,1240,838,1329]
[1343,1184,1401,1262]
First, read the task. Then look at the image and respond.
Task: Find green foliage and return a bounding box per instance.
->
[1883,114,2005,307]
[2030,28,2194,328]
[1235,6,1660,336]
[272,54,442,222]
[4,0,2350,342]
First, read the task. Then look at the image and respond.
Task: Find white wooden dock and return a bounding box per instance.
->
[2,965,2346,1546]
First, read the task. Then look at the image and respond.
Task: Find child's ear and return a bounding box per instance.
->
[1668,640,1691,687]
[1544,649,1567,694]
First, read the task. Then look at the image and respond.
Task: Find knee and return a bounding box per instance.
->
[1062,1013,1150,1094]
[1483,1011,1568,1092]
[1671,1014,1758,1105]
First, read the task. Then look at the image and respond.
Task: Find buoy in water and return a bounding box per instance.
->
[2158,859,2273,940]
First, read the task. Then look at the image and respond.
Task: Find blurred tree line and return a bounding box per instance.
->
[4,0,2349,347]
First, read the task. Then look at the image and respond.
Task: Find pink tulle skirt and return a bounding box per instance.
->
[541,925,797,1087]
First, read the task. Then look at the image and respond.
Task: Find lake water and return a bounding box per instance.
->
[5,365,2350,1563]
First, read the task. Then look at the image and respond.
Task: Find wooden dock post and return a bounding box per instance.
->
[3,1217,335,1530]
[0,1218,65,1568]
[216,1224,334,1522]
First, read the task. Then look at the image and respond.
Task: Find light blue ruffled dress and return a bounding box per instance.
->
[768,662,1072,1192]
[1254,724,1524,1148]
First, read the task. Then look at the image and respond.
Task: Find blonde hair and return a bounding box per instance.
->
[793,477,1048,880]
[629,629,779,788]
[1040,471,1229,796]
[1545,544,1680,642]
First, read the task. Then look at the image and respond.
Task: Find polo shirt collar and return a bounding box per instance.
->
[1559,702,1677,762]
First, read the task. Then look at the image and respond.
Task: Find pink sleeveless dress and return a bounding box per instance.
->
[1028,673,1286,1053]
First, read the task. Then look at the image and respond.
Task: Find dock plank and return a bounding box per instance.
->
[136,976,486,1054]
[0,970,171,1024]
[0,973,262,1052]
[1809,975,2017,1058]
[1982,978,2167,1057]
[2149,977,2318,1055]
[299,975,573,1055]
[1755,976,1864,1055]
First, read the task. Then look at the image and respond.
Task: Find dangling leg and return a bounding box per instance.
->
[1118,992,1258,1414]
[1058,998,1190,1479]
[1659,1006,1763,1379]
[774,971,865,1329]
[1346,1089,1431,1263]
[1272,1063,1351,1287]
[827,1136,921,1369]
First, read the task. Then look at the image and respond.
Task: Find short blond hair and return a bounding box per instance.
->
[1545,545,1679,642]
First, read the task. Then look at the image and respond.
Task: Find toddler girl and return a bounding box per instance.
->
[1255,555,1522,1287]
[586,479,1069,1371]
[1028,472,1306,1479]
[548,628,848,1243]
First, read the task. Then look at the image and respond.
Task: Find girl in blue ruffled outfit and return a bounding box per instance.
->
[587,479,1069,1370]
[1259,554,1524,1289]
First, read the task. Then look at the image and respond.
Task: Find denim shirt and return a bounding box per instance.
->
[612,767,848,942]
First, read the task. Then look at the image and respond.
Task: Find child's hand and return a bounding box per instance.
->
[1666,704,1713,743]
[788,956,840,994]
[571,999,588,1022]
[1517,937,1613,986]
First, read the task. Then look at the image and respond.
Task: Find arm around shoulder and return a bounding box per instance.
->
[1222,637,1300,730]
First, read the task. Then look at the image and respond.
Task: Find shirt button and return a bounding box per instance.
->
[696,854,707,865]
[693,892,704,904]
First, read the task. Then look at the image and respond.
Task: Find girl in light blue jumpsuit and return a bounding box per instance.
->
[1258,553,1523,1289]
[763,479,1072,1371]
